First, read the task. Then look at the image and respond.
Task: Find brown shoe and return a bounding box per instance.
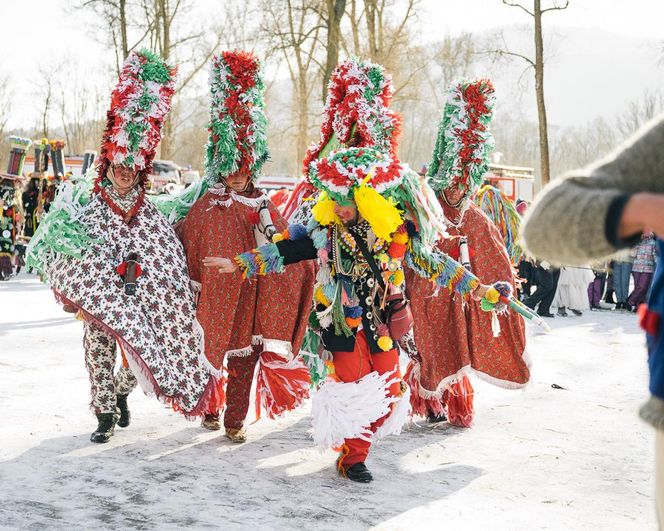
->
[225,427,247,443]
[201,413,221,431]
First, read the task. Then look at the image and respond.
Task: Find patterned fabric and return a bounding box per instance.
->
[406,201,530,396]
[83,321,137,413]
[632,235,658,273]
[224,348,260,429]
[178,186,315,371]
[48,194,215,417]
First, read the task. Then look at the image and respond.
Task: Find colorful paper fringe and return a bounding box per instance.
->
[255,352,310,420]
[205,50,268,184]
[443,375,475,428]
[405,245,479,297]
[427,79,495,194]
[26,171,101,276]
[234,242,284,279]
[96,48,177,190]
[474,184,523,265]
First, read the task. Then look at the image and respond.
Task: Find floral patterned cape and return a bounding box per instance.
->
[47,194,218,417]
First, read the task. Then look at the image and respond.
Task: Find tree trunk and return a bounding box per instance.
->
[158,0,173,160]
[364,0,378,61]
[349,0,361,55]
[296,75,309,174]
[120,0,129,58]
[322,0,346,103]
[534,0,550,188]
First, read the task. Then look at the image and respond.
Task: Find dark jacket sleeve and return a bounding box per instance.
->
[275,236,318,265]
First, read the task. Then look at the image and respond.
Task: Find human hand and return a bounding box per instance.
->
[203,256,237,274]
[619,193,664,240]
[472,284,491,301]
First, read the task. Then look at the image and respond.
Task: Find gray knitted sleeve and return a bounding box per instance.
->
[521,112,664,265]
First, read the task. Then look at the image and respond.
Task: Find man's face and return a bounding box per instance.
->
[334,201,359,226]
[443,186,467,205]
[225,171,251,192]
[109,164,139,194]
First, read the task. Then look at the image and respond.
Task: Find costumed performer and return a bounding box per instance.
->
[26,49,220,443]
[174,51,315,443]
[404,79,531,427]
[206,146,500,483]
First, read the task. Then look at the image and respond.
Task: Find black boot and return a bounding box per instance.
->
[426,410,448,424]
[90,413,117,443]
[343,462,373,483]
[116,394,131,428]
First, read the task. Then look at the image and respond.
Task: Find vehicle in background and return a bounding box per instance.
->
[485,163,535,202]
[256,175,299,191]
[147,160,183,194]
[180,168,201,185]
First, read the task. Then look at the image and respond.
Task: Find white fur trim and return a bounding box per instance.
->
[225,345,254,358]
[311,371,400,449]
[374,384,411,440]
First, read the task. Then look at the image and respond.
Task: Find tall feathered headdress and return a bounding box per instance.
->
[427,79,495,194]
[282,58,402,221]
[205,50,268,184]
[95,48,177,190]
[302,58,401,179]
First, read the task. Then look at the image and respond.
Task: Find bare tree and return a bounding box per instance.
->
[320,0,347,103]
[0,74,11,139]
[261,0,325,172]
[488,0,570,188]
[615,89,664,139]
[34,64,60,139]
[80,0,153,73]
[57,69,107,155]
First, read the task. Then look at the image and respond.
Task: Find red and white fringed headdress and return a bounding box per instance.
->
[301,59,401,179]
[96,49,177,189]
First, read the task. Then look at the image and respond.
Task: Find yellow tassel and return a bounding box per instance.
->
[312,191,341,226]
[315,286,331,306]
[272,233,284,242]
[391,269,405,286]
[354,185,403,242]
[377,335,394,351]
[485,287,500,304]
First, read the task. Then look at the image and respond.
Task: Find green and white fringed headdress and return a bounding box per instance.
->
[204,50,268,185]
[153,50,269,223]
[427,79,495,195]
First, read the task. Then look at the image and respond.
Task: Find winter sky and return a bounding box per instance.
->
[0,0,662,129]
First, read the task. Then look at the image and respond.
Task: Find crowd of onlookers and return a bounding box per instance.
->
[518,226,658,318]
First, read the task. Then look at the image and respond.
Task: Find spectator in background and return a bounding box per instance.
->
[553,265,594,316]
[588,261,612,310]
[604,260,616,304]
[613,255,634,311]
[628,231,658,310]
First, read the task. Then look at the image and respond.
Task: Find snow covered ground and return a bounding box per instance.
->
[0,273,657,530]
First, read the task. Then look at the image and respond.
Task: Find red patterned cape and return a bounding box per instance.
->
[405,200,530,398]
[48,196,218,418]
[179,187,315,371]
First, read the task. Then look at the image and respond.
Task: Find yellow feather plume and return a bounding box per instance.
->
[354,185,403,242]
[312,191,341,226]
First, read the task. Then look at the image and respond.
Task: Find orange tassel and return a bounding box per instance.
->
[443,375,474,428]
[255,352,311,420]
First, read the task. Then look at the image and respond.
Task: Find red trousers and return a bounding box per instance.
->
[224,348,260,429]
[332,331,401,468]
